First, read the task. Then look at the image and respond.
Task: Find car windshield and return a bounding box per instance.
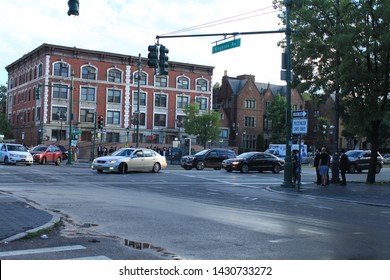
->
[345,150,363,157]
[7,144,28,152]
[111,148,134,157]
[31,146,47,152]
[194,150,210,156]
[237,152,256,159]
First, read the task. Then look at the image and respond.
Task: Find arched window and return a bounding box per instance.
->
[196,78,208,92]
[81,65,97,80]
[177,76,189,89]
[108,68,122,83]
[53,62,70,77]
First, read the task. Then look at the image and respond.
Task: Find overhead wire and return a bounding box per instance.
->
[161,6,280,36]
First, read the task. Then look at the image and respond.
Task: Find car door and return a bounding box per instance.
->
[360,152,371,170]
[130,149,146,171]
[250,154,263,171]
[0,144,5,162]
[205,150,219,168]
[46,146,55,162]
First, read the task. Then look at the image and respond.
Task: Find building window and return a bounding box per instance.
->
[52,106,67,121]
[156,76,167,87]
[196,78,208,92]
[106,132,120,142]
[314,110,320,118]
[176,95,189,109]
[52,84,68,99]
[80,109,95,123]
[108,69,122,83]
[38,64,43,77]
[134,72,147,85]
[154,114,166,127]
[265,101,271,111]
[81,87,96,101]
[132,112,146,126]
[195,97,208,110]
[154,93,167,108]
[243,134,257,150]
[36,107,41,121]
[107,111,120,125]
[245,99,256,109]
[176,115,185,127]
[220,113,224,120]
[107,89,121,104]
[177,76,189,89]
[220,128,229,138]
[82,65,97,80]
[292,104,298,111]
[244,116,255,127]
[133,91,146,106]
[53,62,69,77]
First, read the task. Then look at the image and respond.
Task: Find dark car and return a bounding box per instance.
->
[344,150,384,173]
[181,148,237,170]
[222,152,285,173]
[56,145,68,160]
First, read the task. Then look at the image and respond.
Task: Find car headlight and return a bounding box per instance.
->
[9,153,17,157]
[232,161,240,165]
[107,160,117,164]
[92,159,97,164]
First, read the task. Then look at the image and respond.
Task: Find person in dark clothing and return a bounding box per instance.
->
[292,150,299,185]
[313,149,321,185]
[339,149,349,186]
[318,147,330,186]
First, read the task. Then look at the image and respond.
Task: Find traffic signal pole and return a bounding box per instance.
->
[67,70,75,165]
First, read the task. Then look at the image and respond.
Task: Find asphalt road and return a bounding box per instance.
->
[1,163,390,260]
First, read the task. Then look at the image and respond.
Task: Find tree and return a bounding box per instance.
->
[274,0,390,183]
[183,103,221,148]
[267,94,287,143]
[0,84,12,139]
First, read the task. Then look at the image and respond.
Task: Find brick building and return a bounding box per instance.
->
[5,43,214,147]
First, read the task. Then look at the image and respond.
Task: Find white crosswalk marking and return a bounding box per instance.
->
[0,245,86,257]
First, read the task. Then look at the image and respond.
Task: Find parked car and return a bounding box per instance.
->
[30,145,63,165]
[56,145,68,160]
[181,148,237,170]
[222,152,285,173]
[344,150,384,173]
[91,148,167,174]
[0,143,33,165]
[383,154,390,164]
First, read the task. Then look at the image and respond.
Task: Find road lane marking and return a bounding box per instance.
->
[69,255,111,260]
[0,245,86,257]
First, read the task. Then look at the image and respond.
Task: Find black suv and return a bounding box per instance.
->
[344,150,384,173]
[181,148,237,170]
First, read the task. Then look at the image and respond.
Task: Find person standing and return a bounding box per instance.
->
[339,149,348,186]
[292,150,299,185]
[318,147,330,186]
[313,149,321,185]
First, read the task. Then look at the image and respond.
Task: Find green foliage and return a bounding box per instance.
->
[0,84,12,139]
[183,103,221,148]
[267,95,286,143]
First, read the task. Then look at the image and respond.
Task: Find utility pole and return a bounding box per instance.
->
[67,69,74,165]
[136,54,141,147]
[281,0,294,188]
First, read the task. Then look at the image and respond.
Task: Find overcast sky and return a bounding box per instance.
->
[1,0,286,87]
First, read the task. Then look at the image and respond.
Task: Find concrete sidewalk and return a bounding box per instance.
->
[1,179,389,244]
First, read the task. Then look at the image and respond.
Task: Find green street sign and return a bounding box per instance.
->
[212,38,241,54]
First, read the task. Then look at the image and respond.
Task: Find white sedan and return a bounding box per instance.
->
[0,143,33,165]
[91,148,167,174]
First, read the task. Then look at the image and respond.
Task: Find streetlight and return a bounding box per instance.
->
[125,126,130,147]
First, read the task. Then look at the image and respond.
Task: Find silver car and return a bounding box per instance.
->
[91,148,167,174]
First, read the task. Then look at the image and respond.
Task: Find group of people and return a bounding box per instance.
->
[313,147,348,186]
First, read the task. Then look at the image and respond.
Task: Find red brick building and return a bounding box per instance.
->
[5,43,214,147]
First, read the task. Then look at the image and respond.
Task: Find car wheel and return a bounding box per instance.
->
[196,161,205,170]
[152,163,161,173]
[4,156,9,165]
[240,164,249,173]
[118,162,127,174]
[375,164,381,174]
[272,164,281,174]
[348,164,356,173]
[55,157,61,165]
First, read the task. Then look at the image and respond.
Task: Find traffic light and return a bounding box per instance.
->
[159,45,169,75]
[97,115,104,130]
[68,0,79,16]
[147,45,158,69]
[35,85,41,100]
